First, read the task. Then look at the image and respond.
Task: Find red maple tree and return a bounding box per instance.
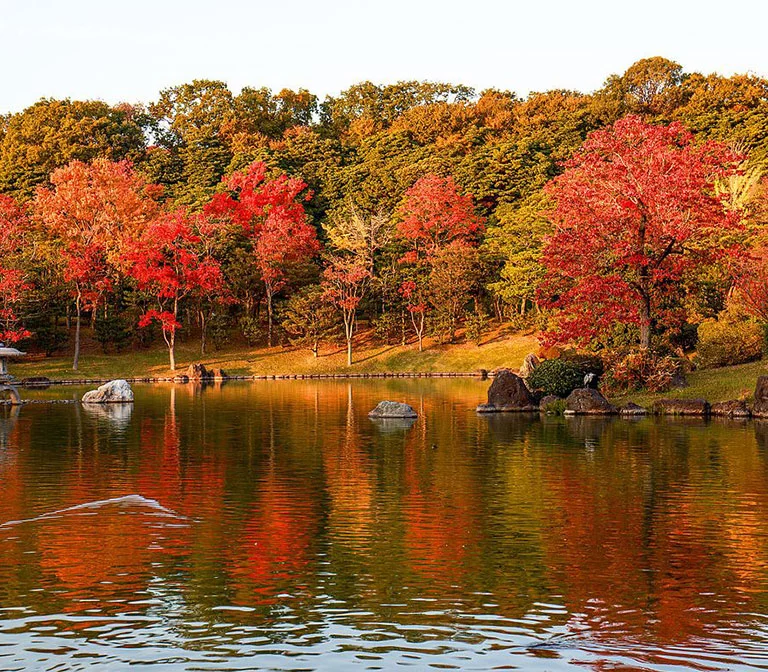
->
[204,161,319,347]
[396,174,483,350]
[540,116,743,349]
[33,159,161,369]
[128,210,224,371]
[0,196,31,344]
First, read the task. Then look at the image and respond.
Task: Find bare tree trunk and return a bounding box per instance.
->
[639,294,651,350]
[200,309,207,355]
[169,331,176,371]
[73,290,81,371]
[344,310,354,366]
[266,286,274,348]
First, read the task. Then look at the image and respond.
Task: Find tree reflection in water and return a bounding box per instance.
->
[0,381,767,670]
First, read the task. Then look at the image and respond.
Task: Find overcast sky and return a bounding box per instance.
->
[1,0,767,113]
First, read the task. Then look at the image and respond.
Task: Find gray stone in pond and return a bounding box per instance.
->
[710,399,751,418]
[620,402,647,416]
[368,401,418,419]
[564,388,618,415]
[753,376,768,417]
[652,398,709,416]
[81,379,134,404]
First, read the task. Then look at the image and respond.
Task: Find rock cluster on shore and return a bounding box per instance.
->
[475,370,768,419]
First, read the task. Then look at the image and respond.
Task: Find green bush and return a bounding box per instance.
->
[528,359,585,397]
[94,312,131,353]
[208,313,233,350]
[696,318,763,368]
[239,316,265,346]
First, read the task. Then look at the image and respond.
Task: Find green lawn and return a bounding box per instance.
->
[11,331,539,381]
[610,359,768,406]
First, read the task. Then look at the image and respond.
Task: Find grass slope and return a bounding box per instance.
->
[12,330,539,380]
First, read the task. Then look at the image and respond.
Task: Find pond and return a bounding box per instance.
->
[1,379,768,671]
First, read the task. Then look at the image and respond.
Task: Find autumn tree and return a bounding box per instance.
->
[484,191,552,317]
[322,256,370,366]
[33,159,161,369]
[280,285,339,357]
[128,211,224,370]
[0,99,147,200]
[0,196,32,343]
[204,161,319,347]
[428,241,481,342]
[541,115,743,350]
[396,174,483,349]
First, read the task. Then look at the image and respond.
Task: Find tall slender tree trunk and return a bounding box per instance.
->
[266,284,275,348]
[169,331,176,371]
[73,289,81,371]
[639,294,651,350]
[169,296,179,371]
[344,310,354,366]
[200,309,207,355]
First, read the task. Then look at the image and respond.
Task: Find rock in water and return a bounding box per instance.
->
[652,398,710,416]
[186,363,211,380]
[476,369,538,413]
[753,376,768,417]
[368,401,418,418]
[710,399,751,418]
[82,379,134,404]
[564,388,617,415]
[539,395,561,413]
[620,402,647,416]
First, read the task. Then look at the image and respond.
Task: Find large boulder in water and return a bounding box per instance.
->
[753,376,768,417]
[476,369,538,413]
[564,388,617,415]
[82,379,134,404]
[368,401,418,418]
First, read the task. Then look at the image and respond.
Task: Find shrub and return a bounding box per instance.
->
[465,311,490,346]
[528,359,585,397]
[696,318,763,368]
[372,312,401,345]
[602,350,681,394]
[239,316,265,346]
[94,312,131,353]
[208,313,233,350]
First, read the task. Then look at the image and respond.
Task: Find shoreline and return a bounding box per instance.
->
[14,371,491,386]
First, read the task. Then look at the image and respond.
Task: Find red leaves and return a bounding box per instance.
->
[396,174,483,258]
[204,161,319,292]
[138,310,181,333]
[540,115,744,348]
[128,210,224,301]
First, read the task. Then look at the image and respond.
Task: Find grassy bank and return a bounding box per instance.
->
[612,359,768,407]
[11,327,768,408]
[11,331,538,381]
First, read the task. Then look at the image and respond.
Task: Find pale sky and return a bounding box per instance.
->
[1,0,767,114]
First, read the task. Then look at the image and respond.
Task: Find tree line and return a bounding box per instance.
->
[1,56,768,372]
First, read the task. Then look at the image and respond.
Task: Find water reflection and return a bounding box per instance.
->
[0,381,767,670]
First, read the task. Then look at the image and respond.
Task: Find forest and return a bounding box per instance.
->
[2,56,768,390]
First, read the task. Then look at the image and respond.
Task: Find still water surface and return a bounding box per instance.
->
[1,379,768,670]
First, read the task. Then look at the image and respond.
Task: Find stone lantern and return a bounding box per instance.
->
[0,342,24,405]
